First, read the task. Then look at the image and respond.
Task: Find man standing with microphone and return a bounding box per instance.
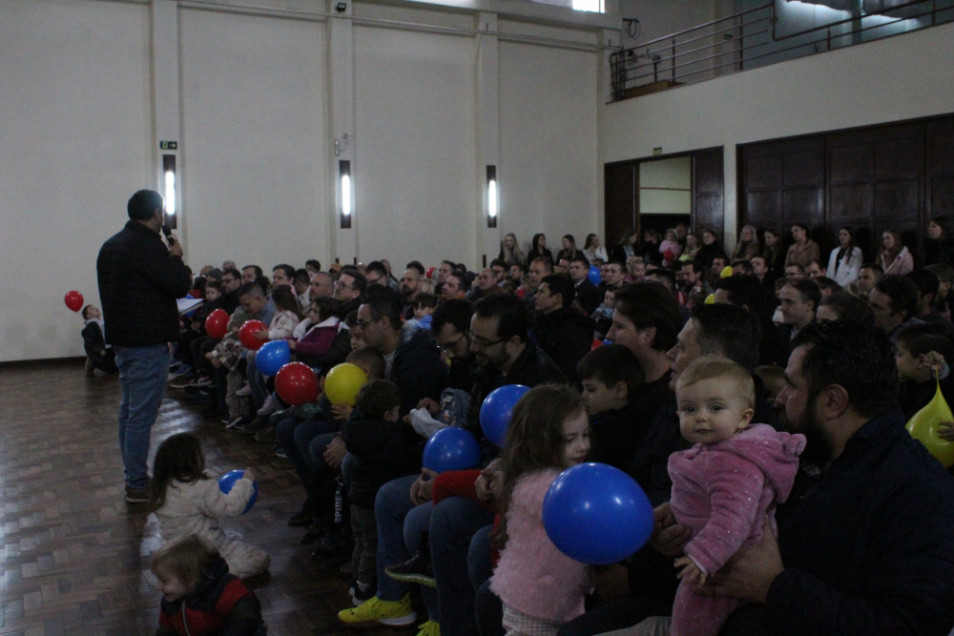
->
[97,189,191,503]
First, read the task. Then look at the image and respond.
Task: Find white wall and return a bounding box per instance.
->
[498,39,599,257]
[0,0,151,362]
[0,0,603,362]
[179,8,329,271]
[352,24,477,268]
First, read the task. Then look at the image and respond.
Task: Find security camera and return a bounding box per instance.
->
[335,2,347,12]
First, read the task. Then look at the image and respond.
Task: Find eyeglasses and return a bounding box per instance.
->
[335,281,354,290]
[438,334,466,353]
[468,332,506,350]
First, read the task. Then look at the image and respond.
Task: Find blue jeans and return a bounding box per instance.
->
[375,475,438,620]
[115,344,170,490]
[431,498,495,636]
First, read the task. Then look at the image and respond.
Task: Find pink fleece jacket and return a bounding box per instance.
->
[668,423,805,636]
[490,468,594,623]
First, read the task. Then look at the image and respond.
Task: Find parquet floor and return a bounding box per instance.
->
[0,360,415,635]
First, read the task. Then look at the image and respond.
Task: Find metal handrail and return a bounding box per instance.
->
[609,0,951,102]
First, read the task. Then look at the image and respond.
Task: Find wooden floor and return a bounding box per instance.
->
[0,360,416,635]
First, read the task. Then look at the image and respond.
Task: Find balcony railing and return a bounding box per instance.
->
[609,0,954,102]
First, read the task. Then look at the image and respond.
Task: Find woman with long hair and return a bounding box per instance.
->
[826,226,864,287]
[784,223,821,268]
[611,228,640,263]
[878,230,914,275]
[498,233,527,267]
[556,234,580,264]
[730,224,762,261]
[582,233,608,264]
[926,216,954,267]
[527,233,553,265]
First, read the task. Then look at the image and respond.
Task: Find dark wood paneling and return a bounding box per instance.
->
[739,113,954,262]
[693,148,724,239]
[874,181,919,221]
[829,143,874,183]
[604,161,637,246]
[783,150,824,187]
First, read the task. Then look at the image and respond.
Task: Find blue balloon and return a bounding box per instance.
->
[218,469,258,515]
[542,463,654,565]
[256,339,290,376]
[422,427,481,473]
[588,265,601,285]
[480,384,531,446]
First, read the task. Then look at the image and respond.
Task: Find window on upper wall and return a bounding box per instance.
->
[523,0,604,13]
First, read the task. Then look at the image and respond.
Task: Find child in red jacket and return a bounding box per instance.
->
[152,533,266,636]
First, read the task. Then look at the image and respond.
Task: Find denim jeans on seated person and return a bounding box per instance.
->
[375,475,439,620]
[115,344,170,490]
[431,498,495,636]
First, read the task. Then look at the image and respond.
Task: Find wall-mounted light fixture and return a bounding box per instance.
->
[340,159,352,229]
[486,165,498,228]
[162,154,177,228]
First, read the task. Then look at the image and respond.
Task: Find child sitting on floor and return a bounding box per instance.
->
[152,533,266,636]
[151,432,270,579]
[81,304,117,374]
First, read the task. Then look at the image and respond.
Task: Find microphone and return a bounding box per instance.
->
[161,224,176,246]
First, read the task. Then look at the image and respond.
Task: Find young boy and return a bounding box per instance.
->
[152,533,265,636]
[592,288,616,340]
[340,379,408,603]
[404,293,438,340]
[576,344,643,471]
[667,357,804,636]
[81,304,117,375]
[895,323,954,423]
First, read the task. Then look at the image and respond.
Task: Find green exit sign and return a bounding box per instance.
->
[653,147,662,156]
[160,141,178,150]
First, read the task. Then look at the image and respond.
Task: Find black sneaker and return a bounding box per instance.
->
[239,416,268,435]
[288,505,314,527]
[124,485,150,504]
[385,552,436,588]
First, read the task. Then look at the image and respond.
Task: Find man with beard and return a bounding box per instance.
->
[662,320,954,635]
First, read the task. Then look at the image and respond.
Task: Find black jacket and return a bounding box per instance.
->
[97,221,191,346]
[573,279,601,316]
[533,307,594,382]
[342,410,414,508]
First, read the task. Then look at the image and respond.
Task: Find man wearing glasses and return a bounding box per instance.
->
[334,268,366,317]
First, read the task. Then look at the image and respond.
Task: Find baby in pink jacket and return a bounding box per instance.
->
[667,357,805,636]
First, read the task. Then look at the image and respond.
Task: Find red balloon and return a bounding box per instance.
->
[426,267,436,279]
[591,337,603,350]
[275,362,320,406]
[239,320,267,350]
[64,291,84,312]
[663,250,675,262]
[205,309,229,339]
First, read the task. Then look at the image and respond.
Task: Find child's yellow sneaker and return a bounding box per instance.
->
[416,620,441,636]
[337,593,417,628]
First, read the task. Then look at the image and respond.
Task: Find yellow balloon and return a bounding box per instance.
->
[704,294,716,305]
[324,362,368,406]
[720,266,733,278]
[906,379,954,468]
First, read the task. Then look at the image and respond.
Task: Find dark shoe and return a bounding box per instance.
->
[385,552,436,588]
[274,445,287,459]
[254,426,276,443]
[312,531,350,557]
[124,485,150,504]
[226,415,249,430]
[288,505,314,527]
[301,525,323,545]
[239,416,268,435]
